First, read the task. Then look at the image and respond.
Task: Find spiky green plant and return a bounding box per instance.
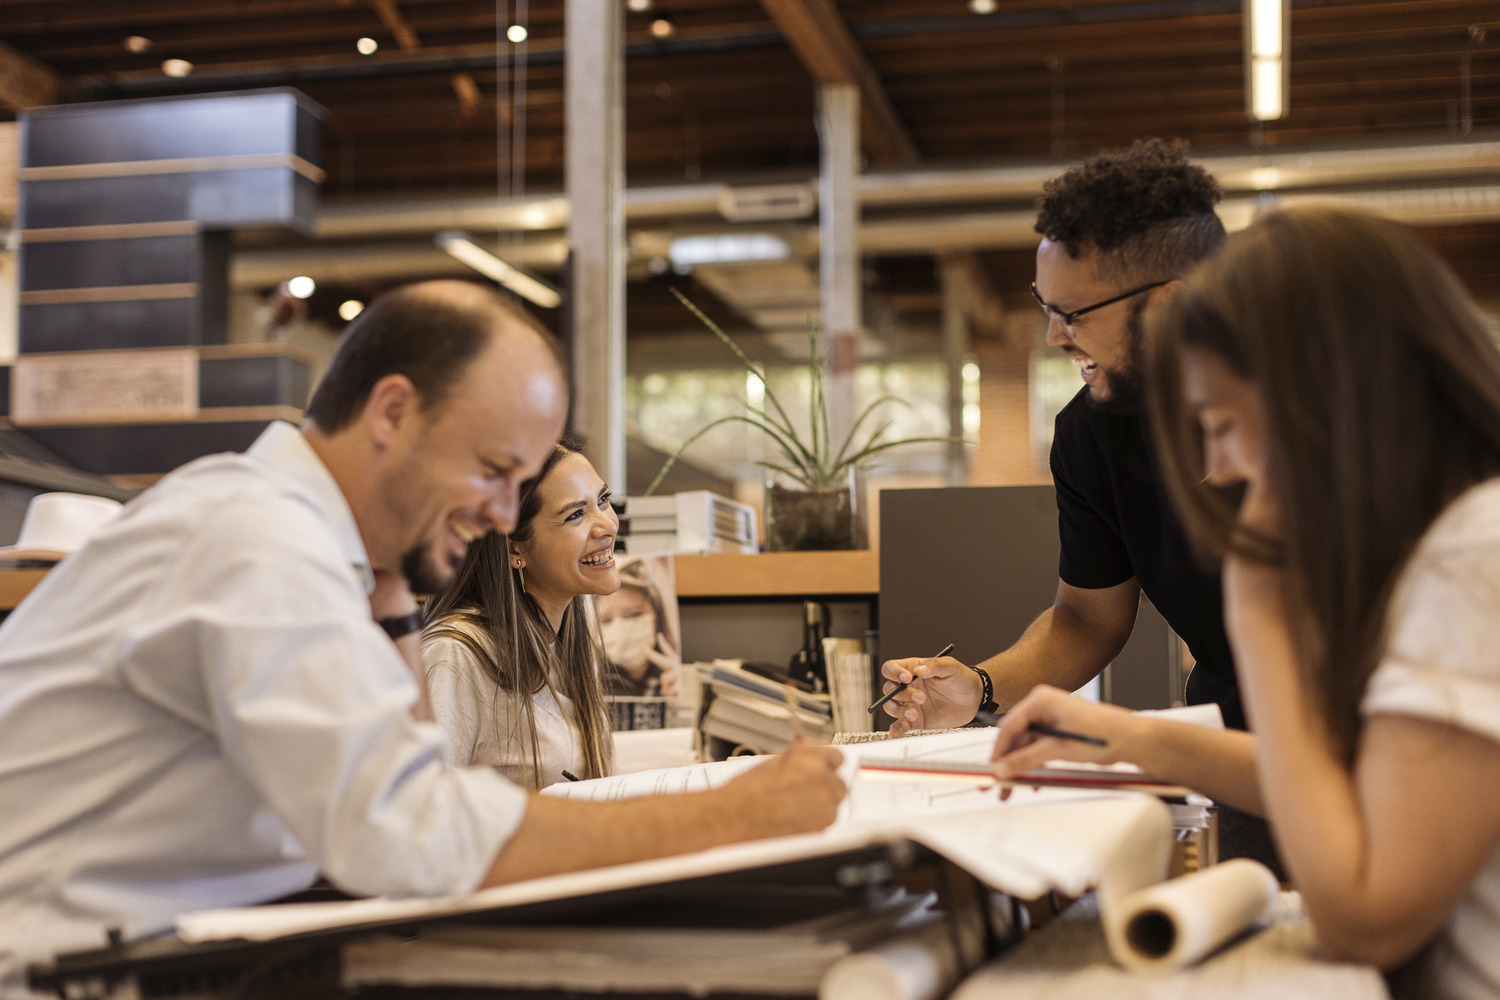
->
[645,288,966,495]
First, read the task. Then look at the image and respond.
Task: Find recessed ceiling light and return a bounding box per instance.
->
[649,17,675,38]
[124,35,153,54]
[356,36,378,55]
[506,24,528,43]
[338,299,365,321]
[286,276,316,299]
[160,58,193,77]
[969,0,998,12]
[626,0,653,10]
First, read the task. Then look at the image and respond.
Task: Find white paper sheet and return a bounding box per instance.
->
[175,731,1181,949]
[177,794,1173,945]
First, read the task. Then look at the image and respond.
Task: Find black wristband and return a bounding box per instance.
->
[967,663,998,718]
[377,610,423,640]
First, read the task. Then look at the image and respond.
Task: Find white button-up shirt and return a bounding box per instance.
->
[0,422,528,993]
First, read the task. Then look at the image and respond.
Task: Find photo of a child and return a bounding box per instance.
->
[598,554,681,699]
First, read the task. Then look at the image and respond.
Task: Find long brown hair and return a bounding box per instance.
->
[422,438,614,786]
[1148,205,1500,759]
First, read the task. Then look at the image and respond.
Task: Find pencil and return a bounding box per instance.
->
[972,710,1108,747]
[867,643,956,715]
[782,683,805,741]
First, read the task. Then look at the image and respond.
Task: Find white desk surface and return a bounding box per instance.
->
[953,891,1389,1000]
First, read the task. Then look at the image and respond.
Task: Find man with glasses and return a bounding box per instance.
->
[880,141,1278,866]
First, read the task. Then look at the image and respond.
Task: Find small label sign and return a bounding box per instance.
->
[12,349,198,425]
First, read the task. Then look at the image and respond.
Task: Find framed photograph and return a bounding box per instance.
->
[600,553,682,729]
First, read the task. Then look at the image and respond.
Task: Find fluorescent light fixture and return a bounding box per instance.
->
[1245,0,1288,121]
[436,232,562,309]
[1251,60,1284,120]
[286,275,316,299]
[667,233,790,268]
[356,36,378,55]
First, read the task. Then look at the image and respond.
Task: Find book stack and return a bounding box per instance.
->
[620,492,759,556]
[701,659,834,753]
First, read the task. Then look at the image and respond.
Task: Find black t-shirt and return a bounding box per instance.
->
[1050,387,1245,730]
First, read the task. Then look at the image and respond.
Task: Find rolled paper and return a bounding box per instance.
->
[819,908,983,1000]
[1103,858,1280,973]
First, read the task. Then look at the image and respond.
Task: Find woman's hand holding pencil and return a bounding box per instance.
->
[990,684,1137,778]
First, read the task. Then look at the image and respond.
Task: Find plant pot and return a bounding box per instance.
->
[764,468,868,551]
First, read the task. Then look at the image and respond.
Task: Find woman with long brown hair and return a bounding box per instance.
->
[991,205,1500,995]
[422,438,617,789]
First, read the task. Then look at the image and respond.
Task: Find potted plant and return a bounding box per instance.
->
[646,289,966,551]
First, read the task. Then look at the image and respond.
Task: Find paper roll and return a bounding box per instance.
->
[819,908,982,1000]
[1103,858,1279,972]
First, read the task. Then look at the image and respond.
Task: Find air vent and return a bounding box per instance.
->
[717,183,815,222]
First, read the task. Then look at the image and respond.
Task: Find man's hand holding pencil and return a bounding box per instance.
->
[875,646,983,736]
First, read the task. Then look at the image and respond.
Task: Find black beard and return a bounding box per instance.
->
[400,544,461,596]
[1085,299,1147,416]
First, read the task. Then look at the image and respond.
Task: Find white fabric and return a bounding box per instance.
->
[1362,477,1500,1000]
[423,618,585,788]
[0,422,528,996]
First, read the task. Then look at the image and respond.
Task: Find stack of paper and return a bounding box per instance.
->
[621,491,759,556]
[824,637,873,735]
[701,659,835,752]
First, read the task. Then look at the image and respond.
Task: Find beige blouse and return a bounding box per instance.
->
[423,617,585,790]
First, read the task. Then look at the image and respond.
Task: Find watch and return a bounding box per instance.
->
[377,610,424,640]
[967,663,999,718]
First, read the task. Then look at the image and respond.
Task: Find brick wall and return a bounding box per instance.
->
[969,314,1052,487]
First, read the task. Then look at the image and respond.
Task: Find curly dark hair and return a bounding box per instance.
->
[1035,139,1225,282]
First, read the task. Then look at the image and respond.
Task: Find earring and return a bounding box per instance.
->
[513,559,526,593]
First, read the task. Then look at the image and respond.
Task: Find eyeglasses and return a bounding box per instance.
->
[1030,280,1168,337]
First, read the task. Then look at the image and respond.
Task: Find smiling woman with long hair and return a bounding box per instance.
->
[990,205,1500,996]
[422,438,618,789]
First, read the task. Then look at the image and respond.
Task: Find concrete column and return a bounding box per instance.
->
[938,258,970,486]
[817,83,860,460]
[564,0,626,489]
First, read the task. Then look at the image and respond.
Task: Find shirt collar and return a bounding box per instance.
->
[247,421,376,594]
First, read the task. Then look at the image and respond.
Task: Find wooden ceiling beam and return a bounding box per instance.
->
[0,39,60,110]
[756,0,1020,340]
[369,0,422,50]
[757,0,917,166]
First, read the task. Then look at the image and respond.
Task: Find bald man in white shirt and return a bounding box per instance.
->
[0,281,844,996]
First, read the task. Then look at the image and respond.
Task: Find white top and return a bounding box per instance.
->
[424,618,585,789]
[0,422,528,996]
[1362,477,1500,1000]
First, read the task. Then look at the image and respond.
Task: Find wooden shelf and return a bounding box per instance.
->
[0,552,883,610]
[673,550,879,598]
[0,568,49,611]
